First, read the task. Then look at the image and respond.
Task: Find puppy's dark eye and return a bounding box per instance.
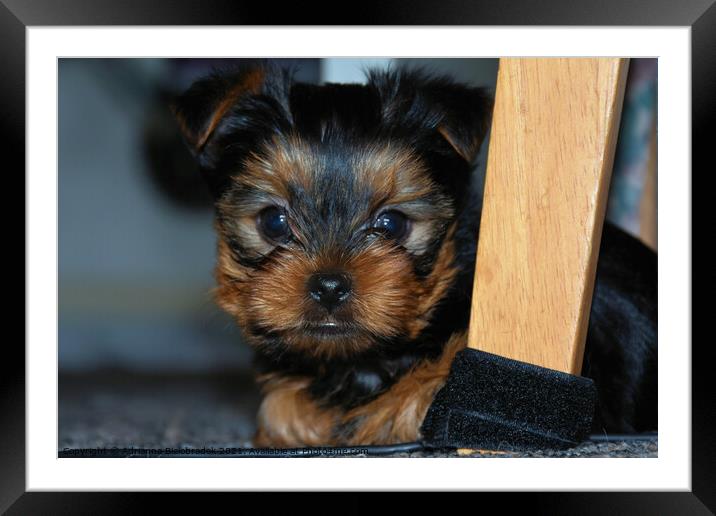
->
[258,206,291,242]
[373,210,410,242]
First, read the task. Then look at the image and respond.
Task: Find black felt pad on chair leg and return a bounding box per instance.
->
[420,347,597,451]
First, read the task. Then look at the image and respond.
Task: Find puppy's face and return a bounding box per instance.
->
[173,66,491,359]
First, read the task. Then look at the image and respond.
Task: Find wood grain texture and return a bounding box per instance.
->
[468,58,629,374]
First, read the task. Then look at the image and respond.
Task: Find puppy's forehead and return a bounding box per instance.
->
[288,82,383,138]
[241,135,435,219]
[239,80,431,212]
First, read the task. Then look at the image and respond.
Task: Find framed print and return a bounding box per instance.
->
[4,0,712,509]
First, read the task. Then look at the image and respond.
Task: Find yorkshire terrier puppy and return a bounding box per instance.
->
[172,64,657,447]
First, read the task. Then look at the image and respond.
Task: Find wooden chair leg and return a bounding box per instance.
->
[468,58,629,375]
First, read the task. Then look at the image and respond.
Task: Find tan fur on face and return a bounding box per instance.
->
[354,144,454,256]
[213,137,459,358]
[218,136,453,258]
[216,236,427,358]
[406,223,459,339]
[214,135,318,258]
[234,135,317,201]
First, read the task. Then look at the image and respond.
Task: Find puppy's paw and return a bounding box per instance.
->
[254,375,340,447]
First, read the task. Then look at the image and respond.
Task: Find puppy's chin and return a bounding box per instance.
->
[264,324,383,360]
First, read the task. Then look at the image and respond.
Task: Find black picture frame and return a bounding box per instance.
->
[4,0,712,510]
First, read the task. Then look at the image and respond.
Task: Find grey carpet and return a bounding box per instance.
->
[59,373,657,458]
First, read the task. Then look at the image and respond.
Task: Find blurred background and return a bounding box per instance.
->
[58,58,656,448]
[58,58,502,376]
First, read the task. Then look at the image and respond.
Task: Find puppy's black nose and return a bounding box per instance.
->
[307,273,352,312]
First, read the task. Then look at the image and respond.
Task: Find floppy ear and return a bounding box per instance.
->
[431,85,494,163]
[369,69,494,164]
[171,65,293,197]
[171,66,267,159]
